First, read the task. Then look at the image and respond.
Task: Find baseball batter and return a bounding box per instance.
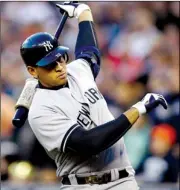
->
[19,3,168,190]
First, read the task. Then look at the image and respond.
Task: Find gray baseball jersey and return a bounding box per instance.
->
[28,59,135,177]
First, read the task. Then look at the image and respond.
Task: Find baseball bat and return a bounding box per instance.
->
[55,1,78,39]
[55,11,68,39]
[12,2,76,128]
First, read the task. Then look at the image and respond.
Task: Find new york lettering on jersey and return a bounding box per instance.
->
[77,103,91,127]
[84,88,103,104]
[77,88,103,128]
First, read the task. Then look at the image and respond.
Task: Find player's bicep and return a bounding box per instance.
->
[28,110,78,152]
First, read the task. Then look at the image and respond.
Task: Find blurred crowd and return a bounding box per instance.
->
[1,1,179,185]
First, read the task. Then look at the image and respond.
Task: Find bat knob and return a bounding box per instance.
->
[12,107,29,128]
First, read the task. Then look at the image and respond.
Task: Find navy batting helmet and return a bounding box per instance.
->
[20,32,69,67]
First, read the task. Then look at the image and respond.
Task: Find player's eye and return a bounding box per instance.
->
[43,55,67,71]
[63,53,69,63]
[43,62,57,71]
[58,56,65,63]
[55,56,64,64]
[58,57,63,63]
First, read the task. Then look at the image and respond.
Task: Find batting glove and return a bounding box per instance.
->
[56,2,91,18]
[132,93,168,116]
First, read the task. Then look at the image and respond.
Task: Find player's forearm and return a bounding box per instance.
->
[75,6,98,52]
[65,108,139,155]
[124,107,139,125]
[75,21,98,51]
[78,10,93,22]
[75,5,100,68]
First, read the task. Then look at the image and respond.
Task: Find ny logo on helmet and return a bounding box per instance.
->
[42,41,53,52]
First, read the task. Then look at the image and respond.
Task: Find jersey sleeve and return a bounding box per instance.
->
[28,107,80,153]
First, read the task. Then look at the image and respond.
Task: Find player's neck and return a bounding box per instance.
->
[38,81,69,90]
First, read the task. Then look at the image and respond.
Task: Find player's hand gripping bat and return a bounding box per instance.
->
[12,1,77,128]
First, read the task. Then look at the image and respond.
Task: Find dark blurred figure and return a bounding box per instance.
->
[150,2,179,31]
[1,141,20,181]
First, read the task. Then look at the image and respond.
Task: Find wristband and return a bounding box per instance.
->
[132,102,146,115]
[74,4,91,18]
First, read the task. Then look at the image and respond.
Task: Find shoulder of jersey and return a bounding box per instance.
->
[30,89,51,109]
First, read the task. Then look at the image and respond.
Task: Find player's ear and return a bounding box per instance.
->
[27,66,38,79]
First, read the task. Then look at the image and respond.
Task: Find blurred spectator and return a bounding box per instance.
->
[139,124,178,183]
[1,141,20,181]
[107,7,161,84]
[124,116,151,171]
[1,157,9,181]
[1,93,15,138]
[1,2,57,28]
[150,2,179,31]
[146,34,180,142]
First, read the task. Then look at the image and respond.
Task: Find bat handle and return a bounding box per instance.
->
[55,1,78,39]
[55,12,68,39]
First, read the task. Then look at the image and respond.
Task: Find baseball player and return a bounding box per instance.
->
[19,3,168,190]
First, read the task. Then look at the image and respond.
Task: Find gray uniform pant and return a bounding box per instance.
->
[60,176,139,190]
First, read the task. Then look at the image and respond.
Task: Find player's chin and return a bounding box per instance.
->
[56,77,67,86]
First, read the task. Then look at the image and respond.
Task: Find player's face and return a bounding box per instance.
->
[28,56,68,88]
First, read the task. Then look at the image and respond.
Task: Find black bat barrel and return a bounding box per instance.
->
[12,107,29,128]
